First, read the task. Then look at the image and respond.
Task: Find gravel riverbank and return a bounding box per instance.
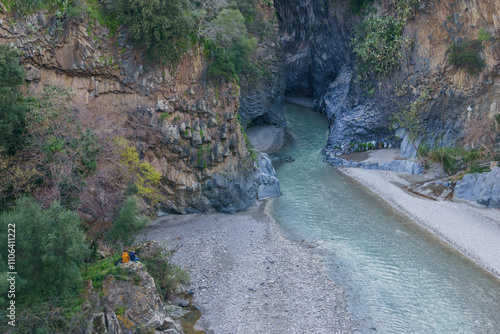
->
[140,201,353,334]
[337,149,500,279]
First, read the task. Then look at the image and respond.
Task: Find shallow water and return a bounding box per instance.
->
[268,103,500,333]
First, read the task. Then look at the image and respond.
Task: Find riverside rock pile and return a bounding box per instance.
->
[455,167,500,209]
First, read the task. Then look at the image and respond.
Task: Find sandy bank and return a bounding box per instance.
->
[141,202,352,334]
[337,149,500,279]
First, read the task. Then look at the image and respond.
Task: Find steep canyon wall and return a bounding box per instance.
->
[0,8,279,213]
[275,0,500,156]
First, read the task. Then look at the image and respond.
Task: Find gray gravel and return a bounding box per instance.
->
[140,201,353,334]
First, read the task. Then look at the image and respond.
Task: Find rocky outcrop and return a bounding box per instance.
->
[275,0,353,109]
[0,10,279,213]
[256,153,282,199]
[455,167,500,208]
[325,152,422,175]
[86,261,183,334]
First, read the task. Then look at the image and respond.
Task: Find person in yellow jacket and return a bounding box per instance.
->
[122,251,130,263]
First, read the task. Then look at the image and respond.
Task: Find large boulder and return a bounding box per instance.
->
[455,167,500,208]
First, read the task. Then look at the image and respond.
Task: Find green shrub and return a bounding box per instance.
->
[141,250,190,299]
[0,197,89,301]
[394,0,421,21]
[204,9,258,82]
[352,15,412,81]
[108,197,149,246]
[429,147,483,175]
[0,45,28,154]
[447,39,485,75]
[82,254,141,289]
[478,28,496,43]
[349,0,373,14]
[110,0,195,65]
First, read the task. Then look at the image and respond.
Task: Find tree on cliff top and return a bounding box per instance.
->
[110,0,195,65]
[202,9,258,81]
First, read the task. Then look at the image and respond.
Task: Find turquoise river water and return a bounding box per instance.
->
[268,103,500,333]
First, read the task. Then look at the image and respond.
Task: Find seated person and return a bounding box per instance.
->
[122,251,130,263]
[129,250,139,261]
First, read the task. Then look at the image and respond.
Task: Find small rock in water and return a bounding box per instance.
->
[173,298,190,307]
[280,156,295,163]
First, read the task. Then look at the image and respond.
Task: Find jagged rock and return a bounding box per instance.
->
[165,304,189,319]
[172,298,190,308]
[156,100,173,113]
[86,313,107,334]
[406,179,454,201]
[280,156,295,163]
[161,124,180,145]
[191,130,202,147]
[455,167,500,208]
[256,153,282,199]
[25,66,42,82]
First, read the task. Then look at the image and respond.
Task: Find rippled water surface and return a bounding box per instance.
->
[268,103,500,333]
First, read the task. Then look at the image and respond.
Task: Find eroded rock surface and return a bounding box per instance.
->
[455,167,500,208]
[0,11,279,213]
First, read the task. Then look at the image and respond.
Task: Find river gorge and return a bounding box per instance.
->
[3,0,500,333]
[268,103,500,333]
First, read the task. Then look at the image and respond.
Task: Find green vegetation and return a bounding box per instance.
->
[393,0,421,21]
[82,254,141,289]
[447,39,485,75]
[478,28,497,44]
[116,137,165,205]
[109,0,194,65]
[428,147,486,175]
[242,127,258,163]
[391,87,432,158]
[141,248,190,299]
[107,197,149,246]
[351,1,421,90]
[349,0,374,15]
[352,16,411,81]
[0,45,28,154]
[0,197,88,303]
[203,9,258,82]
[6,0,268,81]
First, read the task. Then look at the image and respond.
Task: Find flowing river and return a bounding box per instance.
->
[268,103,500,333]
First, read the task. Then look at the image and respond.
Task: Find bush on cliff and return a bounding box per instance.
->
[447,39,485,75]
[0,45,28,155]
[349,0,374,14]
[203,9,258,82]
[352,15,412,81]
[110,0,195,65]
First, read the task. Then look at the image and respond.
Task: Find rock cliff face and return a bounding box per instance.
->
[274,0,500,156]
[238,4,287,127]
[1,9,280,213]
